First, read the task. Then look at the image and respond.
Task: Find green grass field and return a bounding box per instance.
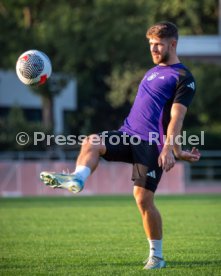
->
[0,194,221,275]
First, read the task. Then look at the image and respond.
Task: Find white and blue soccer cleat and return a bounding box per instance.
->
[40,171,84,193]
[143,256,166,270]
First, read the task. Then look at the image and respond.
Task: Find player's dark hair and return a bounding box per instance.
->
[146,22,178,40]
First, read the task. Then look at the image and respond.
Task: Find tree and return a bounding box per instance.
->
[0,1,70,131]
[31,74,69,131]
[0,105,49,151]
[0,0,220,147]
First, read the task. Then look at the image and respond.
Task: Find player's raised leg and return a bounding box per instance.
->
[40,134,106,193]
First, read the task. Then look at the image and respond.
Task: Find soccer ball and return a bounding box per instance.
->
[16,49,52,86]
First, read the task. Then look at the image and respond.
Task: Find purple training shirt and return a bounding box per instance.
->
[119,63,196,148]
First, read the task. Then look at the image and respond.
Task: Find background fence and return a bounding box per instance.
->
[0,150,220,197]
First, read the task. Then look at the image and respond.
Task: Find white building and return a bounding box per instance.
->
[0,70,77,134]
[177,2,221,62]
[177,35,221,64]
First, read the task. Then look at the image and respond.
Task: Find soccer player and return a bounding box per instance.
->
[40,22,200,270]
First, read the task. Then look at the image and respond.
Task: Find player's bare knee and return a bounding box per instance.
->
[81,134,105,155]
[133,187,155,211]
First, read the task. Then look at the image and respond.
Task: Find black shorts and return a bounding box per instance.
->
[99,130,163,193]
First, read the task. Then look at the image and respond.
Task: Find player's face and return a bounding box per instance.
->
[148,37,173,65]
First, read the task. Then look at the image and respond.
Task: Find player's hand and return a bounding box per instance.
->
[158,147,176,172]
[175,147,201,162]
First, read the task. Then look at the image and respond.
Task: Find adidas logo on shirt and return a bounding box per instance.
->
[187,82,195,90]
[158,76,165,79]
[146,170,156,179]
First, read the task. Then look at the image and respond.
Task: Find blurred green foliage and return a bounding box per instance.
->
[0,0,220,149]
[0,106,51,151]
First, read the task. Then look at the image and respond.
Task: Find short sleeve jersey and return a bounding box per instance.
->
[119,63,196,147]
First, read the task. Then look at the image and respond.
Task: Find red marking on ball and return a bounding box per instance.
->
[22,55,29,61]
[39,74,47,85]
